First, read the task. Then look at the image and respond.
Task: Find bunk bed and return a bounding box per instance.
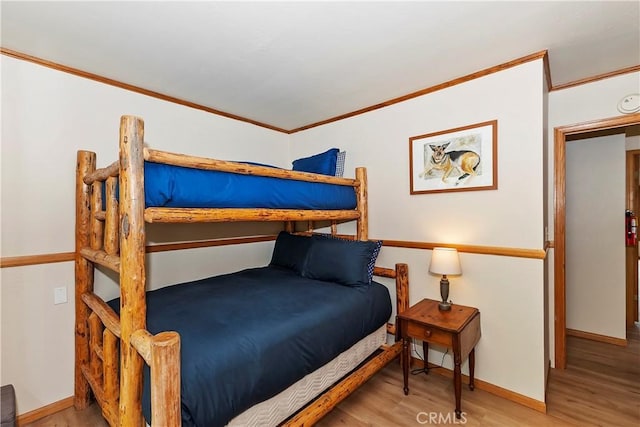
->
[75,115,410,426]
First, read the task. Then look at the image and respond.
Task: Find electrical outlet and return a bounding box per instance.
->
[54,286,67,305]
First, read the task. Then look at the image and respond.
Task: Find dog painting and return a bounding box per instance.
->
[419,141,481,185]
[409,120,497,194]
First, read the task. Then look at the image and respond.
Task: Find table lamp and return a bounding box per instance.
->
[429,247,462,311]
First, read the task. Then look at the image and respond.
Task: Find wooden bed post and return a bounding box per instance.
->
[150,332,181,427]
[355,167,368,240]
[118,115,147,426]
[130,330,181,427]
[395,263,409,316]
[75,150,96,409]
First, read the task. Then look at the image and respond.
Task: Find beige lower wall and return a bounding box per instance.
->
[1,263,75,415]
[2,242,545,416]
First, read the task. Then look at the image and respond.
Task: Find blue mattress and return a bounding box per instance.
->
[143,162,357,209]
[108,266,391,426]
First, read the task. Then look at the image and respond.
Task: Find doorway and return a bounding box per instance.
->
[626,148,640,328]
[553,112,640,369]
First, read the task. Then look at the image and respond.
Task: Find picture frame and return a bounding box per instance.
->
[409,120,498,195]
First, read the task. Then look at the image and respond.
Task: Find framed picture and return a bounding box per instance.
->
[409,120,497,195]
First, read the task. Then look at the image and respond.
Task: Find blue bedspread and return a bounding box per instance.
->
[108,266,391,426]
[144,162,357,209]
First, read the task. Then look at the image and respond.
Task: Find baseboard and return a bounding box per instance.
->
[566,328,627,347]
[412,357,547,413]
[16,396,74,426]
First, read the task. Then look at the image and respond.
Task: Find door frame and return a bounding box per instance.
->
[554,112,640,369]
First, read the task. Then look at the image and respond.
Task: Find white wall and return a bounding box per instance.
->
[547,71,640,364]
[9,54,631,413]
[0,56,289,414]
[565,134,626,338]
[291,60,547,402]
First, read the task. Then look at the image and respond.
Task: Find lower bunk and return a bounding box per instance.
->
[80,235,409,426]
[230,324,387,426]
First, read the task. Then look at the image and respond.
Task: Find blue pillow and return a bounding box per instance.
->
[269,232,313,273]
[302,235,383,286]
[292,148,340,175]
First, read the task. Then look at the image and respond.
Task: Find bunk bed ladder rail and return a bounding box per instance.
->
[82,293,121,425]
[75,149,123,426]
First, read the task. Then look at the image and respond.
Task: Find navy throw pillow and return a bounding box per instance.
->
[292,148,340,175]
[302,235,383,286]
[269,232,313,273]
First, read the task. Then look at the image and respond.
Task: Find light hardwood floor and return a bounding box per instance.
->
[24,327,639,426]
[544,325,640,427]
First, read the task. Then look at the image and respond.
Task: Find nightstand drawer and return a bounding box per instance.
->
[406,322,452,347]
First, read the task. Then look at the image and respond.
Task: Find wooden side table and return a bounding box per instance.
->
[397,298,481,419]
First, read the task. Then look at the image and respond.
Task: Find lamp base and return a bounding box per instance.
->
[439,275,452,311]
[438,301,452,311]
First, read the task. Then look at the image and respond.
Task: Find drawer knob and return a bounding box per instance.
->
[424,330,432,337]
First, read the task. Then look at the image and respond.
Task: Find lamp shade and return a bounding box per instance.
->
[429,247,462,275]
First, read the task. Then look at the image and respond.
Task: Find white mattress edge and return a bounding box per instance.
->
[227,324,388,426]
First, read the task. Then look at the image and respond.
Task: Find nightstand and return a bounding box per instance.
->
[397,298,481,419]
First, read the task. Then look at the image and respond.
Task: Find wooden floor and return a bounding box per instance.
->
[544,325,640,427]
[24,327,639,426]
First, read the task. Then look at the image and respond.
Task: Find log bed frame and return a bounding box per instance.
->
[75,115,409,426]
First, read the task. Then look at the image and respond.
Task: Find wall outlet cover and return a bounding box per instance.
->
[54,286,68,305]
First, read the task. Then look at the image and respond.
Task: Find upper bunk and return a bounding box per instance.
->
[78,115,368,240]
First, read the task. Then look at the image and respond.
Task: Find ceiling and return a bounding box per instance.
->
[2,1,639,131]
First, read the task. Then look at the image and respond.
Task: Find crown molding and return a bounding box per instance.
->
[550,64,640,92]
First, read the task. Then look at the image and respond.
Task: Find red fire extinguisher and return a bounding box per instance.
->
[626,210,637,246]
